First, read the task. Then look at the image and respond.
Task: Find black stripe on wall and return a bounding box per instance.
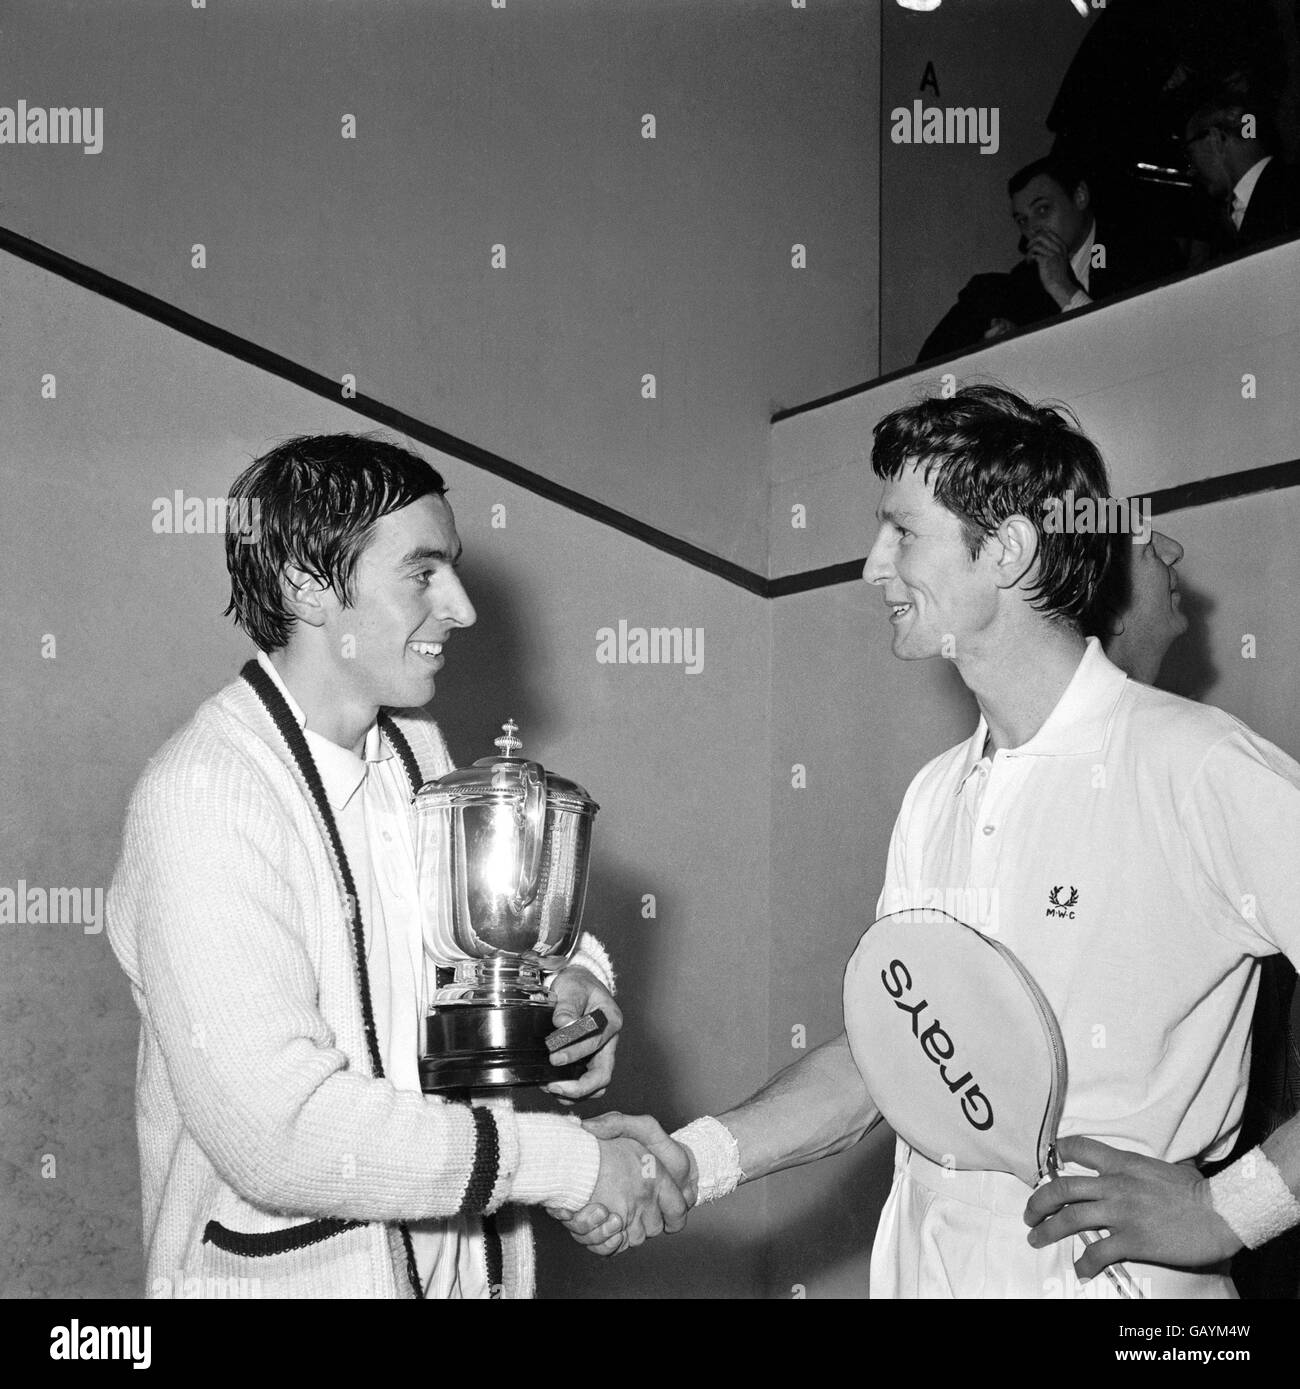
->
[0,226,767,597]
[1148,457,1300,517]
[768,459,1300,596]
[769,560,867,599]
[8,226,1300,601]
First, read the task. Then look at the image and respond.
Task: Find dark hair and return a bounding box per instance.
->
[870,384,1113,627]
[1008,152,1087,201]
[1180,69,1277,152]
[224,433,447,651]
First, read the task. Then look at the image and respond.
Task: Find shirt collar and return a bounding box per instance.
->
[256,651,389,811]
[1232,155,1272,224]
[956,637,1127,791]
[1069,220,1096,291]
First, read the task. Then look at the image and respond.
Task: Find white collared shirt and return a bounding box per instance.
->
[255,652,487,1298]
[874,638,1300,1167]
[1231,155,1273,230]
[1062,221,1096,311]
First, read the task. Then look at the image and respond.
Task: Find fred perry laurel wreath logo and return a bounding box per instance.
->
[1046,885,1079,920]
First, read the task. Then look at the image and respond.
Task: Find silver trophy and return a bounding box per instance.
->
[415,720,599,1091]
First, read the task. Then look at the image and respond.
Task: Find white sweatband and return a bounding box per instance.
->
[672,1116,744,1205]
[511,1112,601,1212]
[561,933,616,996]
[1208,1147,1300,1250]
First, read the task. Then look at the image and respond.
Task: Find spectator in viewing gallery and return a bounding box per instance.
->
[917,153,1180,364]
[1182,85,1300,263]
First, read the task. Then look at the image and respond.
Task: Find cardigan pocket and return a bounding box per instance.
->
[202,1215,365,1258]
[196,1215,392,1297]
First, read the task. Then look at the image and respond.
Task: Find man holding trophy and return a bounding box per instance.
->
[107,433,690,1299]
[558,386,1300,1298]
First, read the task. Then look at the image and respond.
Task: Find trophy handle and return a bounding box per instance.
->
[512,762,546,911]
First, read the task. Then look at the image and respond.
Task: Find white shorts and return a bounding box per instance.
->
[870,1141,1238,1300]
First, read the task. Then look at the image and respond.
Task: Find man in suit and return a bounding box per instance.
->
[1183,87,1300,258]
[917,153,1179,364]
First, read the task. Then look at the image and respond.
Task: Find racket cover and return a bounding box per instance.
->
[843,908,1066,1186]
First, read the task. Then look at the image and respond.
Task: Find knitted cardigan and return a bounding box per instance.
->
[107,673,611,1299]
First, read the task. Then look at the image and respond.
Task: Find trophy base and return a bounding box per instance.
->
[421,1002,586,1092]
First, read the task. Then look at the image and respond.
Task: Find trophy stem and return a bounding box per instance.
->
[454,955,550,1001]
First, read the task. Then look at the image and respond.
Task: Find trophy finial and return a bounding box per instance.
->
[494,719,522,758]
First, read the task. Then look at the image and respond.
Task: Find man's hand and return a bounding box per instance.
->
[549,1112,697,1256]
[1023,227,1080,308]
[1023,1136,1243,1280]
[542,965,622,1104]
[982,316,1016,341]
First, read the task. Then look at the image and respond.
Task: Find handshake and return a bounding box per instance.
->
[548,1112,699,1256]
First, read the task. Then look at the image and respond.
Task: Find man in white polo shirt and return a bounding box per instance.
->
[557,385,1300,1297]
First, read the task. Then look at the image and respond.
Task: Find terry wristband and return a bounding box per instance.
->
[672,1116,744,1205]
[1207,1146,1300,1250]
[563,934,616,996]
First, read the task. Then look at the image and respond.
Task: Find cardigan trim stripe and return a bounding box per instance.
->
[463,1104,502,1214]
[237,659,429,1297]
[239,659,386,1077]
[484,1216,504,1292]
[379,714,428,800]
[202,1216,365,1258]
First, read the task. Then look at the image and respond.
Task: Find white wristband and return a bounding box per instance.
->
[672,1116,744,1205]
[1208,1146,1300,1250]
[563,934,616,996]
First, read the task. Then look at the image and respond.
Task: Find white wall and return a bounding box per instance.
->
[0,251,774,1299]
[771,238,1300,581]
[0,0,879,573]
[764,583,976,1297]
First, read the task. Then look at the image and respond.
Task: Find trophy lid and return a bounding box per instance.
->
[415,719,598,813]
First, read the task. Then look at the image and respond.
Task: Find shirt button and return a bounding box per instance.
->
[381,830,393,843]
[982,825,995,836]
